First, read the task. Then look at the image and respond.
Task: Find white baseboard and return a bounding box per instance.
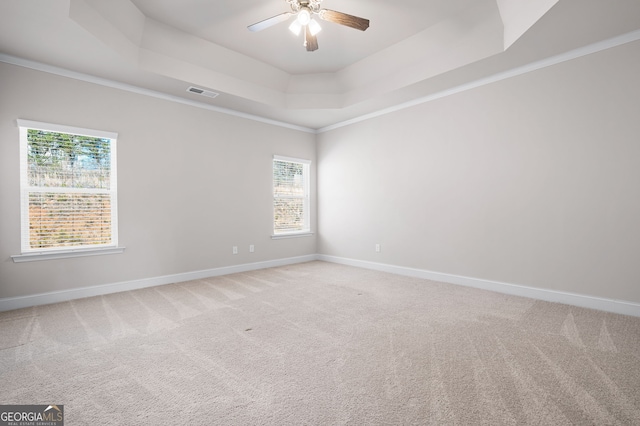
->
[317,255,640,318]
[0,255,317,312]
[3,254,639,317]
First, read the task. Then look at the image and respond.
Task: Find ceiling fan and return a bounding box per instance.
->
[247,0,369,52]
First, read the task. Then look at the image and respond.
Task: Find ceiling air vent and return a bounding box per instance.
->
[187,86,219,99]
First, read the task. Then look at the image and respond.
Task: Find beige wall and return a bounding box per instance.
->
[2,39,639,306]
[0,62,316,299]
[317,40,640,304]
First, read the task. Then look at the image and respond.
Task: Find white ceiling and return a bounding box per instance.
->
[131,0,479,75]
[1,0,640,131]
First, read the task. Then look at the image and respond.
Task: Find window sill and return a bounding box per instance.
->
[271,232,314,240]
[11,246,126,263]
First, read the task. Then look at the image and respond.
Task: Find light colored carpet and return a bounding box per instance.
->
[1,261,639,425]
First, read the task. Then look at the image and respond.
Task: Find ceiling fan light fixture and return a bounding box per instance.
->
[297,8,311,25]
[308,18,322,36]
[289,20,302,35]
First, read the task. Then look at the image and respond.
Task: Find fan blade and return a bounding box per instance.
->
[305,26,318,51]
[319,9,369,31]
[247,12,292,32]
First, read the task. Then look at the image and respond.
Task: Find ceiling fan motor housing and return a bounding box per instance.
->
[288,0,322,14]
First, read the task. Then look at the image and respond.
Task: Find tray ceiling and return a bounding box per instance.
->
[1,0,639,130]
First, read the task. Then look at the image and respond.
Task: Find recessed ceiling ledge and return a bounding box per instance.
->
[495,0,560,49]
[66,0,584,113]
[285,94,345,109]
[138,48,288,108]
[69,0,144,64]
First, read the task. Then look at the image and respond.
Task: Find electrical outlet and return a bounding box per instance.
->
[249,245,255,253]
[232,246,238,255]
[375,244,381,253]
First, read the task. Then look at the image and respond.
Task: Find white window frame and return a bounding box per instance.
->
[12,119,124,262]
[272,155,312,239]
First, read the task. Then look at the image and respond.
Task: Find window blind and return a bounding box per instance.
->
[273,156,310,234]
[18,120,118,252]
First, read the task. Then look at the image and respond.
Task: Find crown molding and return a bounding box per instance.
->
[0,53,316,134]
[318,29,640,133]
[2,28,639,134]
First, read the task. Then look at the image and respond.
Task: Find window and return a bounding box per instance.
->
[273,155,311,237]
[16,120,120,258]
